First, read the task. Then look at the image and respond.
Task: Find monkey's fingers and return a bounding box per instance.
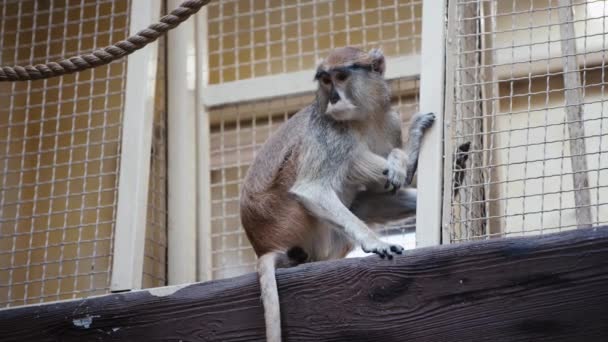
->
[390,184,399,195]
[390,245,404,254]
[375,248,392,260]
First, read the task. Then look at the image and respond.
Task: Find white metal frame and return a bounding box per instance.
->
[111,0,162,292]
[195,7,213,282]
[416,0,448,247]
[167,0,198,285]
[201,54,421,107]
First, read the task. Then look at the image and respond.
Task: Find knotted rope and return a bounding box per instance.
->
[0,0,210,82]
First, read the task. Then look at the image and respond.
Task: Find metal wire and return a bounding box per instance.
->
[142,32,167,289]
[206,0,422,84]
[444,0,608,243]
[0,0,210,81]
[0,0,129,308]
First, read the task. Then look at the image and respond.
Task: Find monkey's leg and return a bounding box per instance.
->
[350,188,417,224]
[290,183,404,258]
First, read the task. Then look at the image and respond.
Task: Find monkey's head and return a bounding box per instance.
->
[314,46,391,121]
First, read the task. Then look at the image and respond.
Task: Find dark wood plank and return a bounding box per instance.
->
[2,226,608,341]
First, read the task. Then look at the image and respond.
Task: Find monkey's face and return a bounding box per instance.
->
[315,48,390,121]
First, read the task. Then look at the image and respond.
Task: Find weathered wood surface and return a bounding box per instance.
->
[2,226,608,341]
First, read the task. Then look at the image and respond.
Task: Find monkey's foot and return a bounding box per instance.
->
[383,150,407,194]
[361,240,404,260]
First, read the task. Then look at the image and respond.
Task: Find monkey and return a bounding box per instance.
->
[452,141,471,199]
[240,46,435,342]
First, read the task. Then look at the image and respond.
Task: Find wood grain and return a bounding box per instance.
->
[2,226,608,341]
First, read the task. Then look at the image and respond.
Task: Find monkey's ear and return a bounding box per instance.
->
[368,48,385,75]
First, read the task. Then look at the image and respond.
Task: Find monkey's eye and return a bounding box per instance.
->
[335,72,348,82]
[321,76,332,86]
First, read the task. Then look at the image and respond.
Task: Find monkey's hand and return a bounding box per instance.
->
[404,112,436,185]
[361,239,404,259]
[383,149,407,194]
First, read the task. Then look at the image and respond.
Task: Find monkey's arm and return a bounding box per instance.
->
[391,112,436,186]
[350,146,405,194]
[290,182,404,258]
[350,188,416,224]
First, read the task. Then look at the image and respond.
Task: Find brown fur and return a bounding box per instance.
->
[239,47,429,342]
[321,46,374,70]
[240,109,317,257]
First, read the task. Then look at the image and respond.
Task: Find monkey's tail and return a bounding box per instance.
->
[257,252,283,342]
[257,247,308,342]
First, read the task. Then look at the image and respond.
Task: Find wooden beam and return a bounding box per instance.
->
[3,226,608,341]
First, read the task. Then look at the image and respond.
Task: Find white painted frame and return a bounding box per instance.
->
[194,7,213,282]
[111,0,162,292]
[167,0,198,285]
[201,54,421,108]
[416,0,448,247]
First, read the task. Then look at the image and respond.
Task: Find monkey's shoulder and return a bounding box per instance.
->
[241,106,313,193]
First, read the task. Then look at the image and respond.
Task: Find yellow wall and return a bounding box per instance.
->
[207,0,422,83]
[0,1,129,307]
[496,69,608,235]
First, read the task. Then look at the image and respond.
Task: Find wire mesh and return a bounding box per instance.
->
[444,0,608,243]
[0,0,130,308]
[206,0,422,84]
[208,79,420,279]
[204,0,423,280]
[142,33,168,289]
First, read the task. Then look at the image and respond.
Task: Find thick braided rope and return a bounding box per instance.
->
[0,0,210,82]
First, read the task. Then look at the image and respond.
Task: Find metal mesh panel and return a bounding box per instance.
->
[444,0,608,242]
[0,0,130,307]
[142,34,167,289]
[209,80,419,279]
[206,0,422,83]
[209,97,305,279]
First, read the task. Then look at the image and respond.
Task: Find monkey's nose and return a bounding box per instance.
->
[329,88,340,104]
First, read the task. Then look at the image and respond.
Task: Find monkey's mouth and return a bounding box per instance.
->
[325,100,357,119]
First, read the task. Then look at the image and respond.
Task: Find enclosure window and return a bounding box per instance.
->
[208,79,420,279]
[206,0,422,84]
[0,0,130,307]
[444,0,608,242]
[142,34,168,289]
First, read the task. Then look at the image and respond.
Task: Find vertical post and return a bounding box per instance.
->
[195,7,213,282]
[557,0,593,228]
[111,0,162,291]
[167,0,198,285]
[416,0,447,247]
[441,0,458,244]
